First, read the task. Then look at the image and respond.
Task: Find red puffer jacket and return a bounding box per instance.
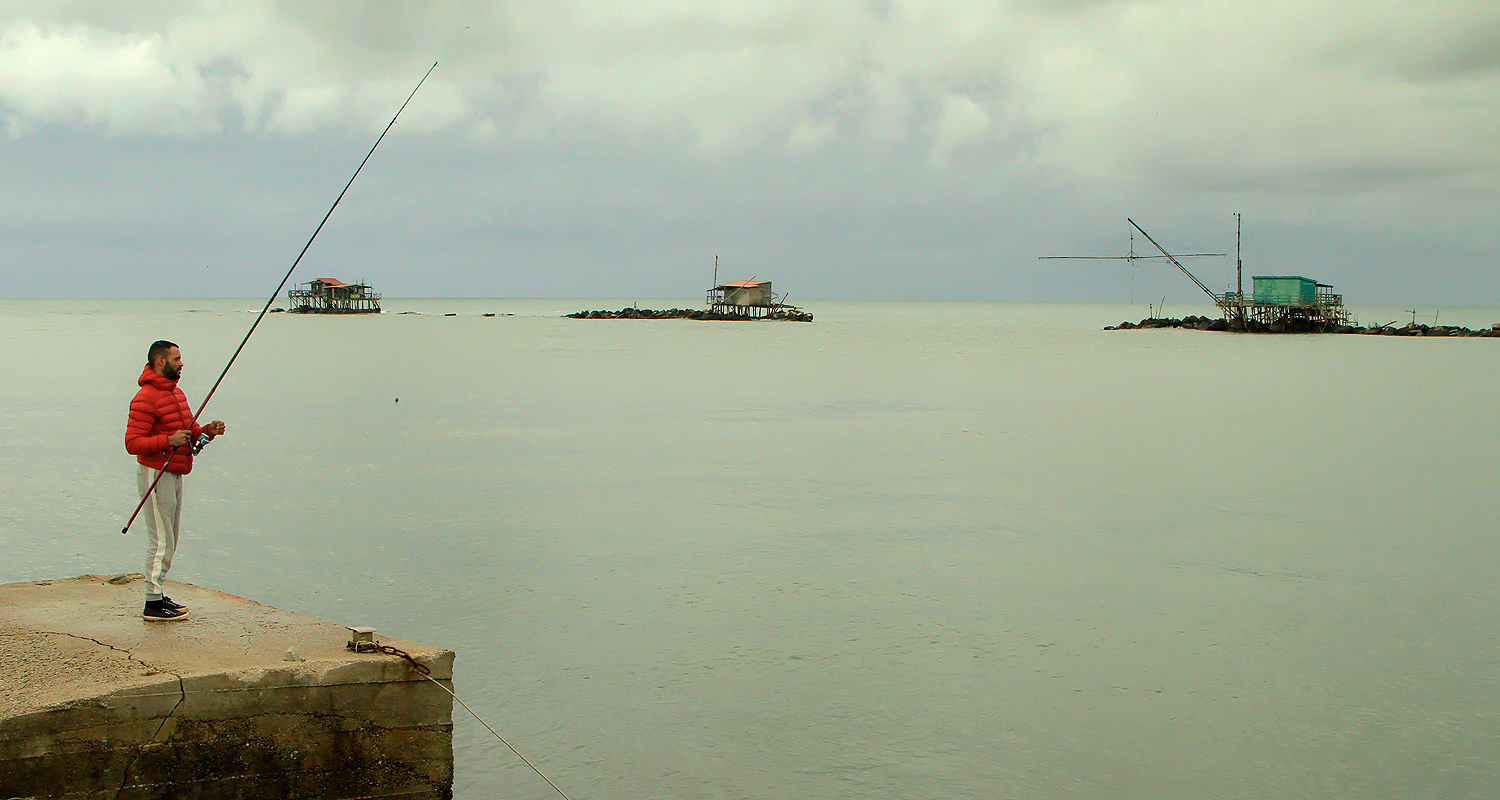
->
[125,365,204,475]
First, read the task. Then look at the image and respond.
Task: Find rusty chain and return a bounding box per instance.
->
[372,644,432,675]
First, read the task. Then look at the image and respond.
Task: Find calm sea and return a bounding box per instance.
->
[4,298,1498,799]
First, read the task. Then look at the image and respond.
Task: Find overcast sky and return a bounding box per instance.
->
[3,1,1496,304]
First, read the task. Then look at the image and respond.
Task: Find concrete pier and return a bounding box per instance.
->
[0,575,454,799]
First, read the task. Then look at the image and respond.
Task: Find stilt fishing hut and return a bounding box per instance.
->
[707,280,774,316]
[706,279,809,319]
[1124,217,1355,331]
[702,257,812,320]
[288,278,382,314]
[1219,276,1353,329]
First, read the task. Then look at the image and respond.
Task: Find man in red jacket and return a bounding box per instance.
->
[125,340,227,621]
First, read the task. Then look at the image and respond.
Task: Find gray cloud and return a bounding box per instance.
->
[2,1,1496,305]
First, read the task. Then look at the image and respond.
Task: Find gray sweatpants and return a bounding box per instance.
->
[137,464,184,602]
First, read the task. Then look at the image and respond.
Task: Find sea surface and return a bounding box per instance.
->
[4,297,1498,799]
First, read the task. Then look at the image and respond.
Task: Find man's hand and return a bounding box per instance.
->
[205,420,226,438]
[167,430,191,447]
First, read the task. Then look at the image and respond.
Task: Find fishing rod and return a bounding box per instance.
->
[122,61,438,535]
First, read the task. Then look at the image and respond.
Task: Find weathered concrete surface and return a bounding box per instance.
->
[0,575,454,800]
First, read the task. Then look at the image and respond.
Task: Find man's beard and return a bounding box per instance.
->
[163,365,181,381]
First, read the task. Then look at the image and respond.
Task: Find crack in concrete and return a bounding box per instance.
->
[25,629,163,675]
[16,631,193,800]
[111,673,187,800]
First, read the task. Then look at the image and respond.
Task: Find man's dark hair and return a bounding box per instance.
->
[147,340,178,366]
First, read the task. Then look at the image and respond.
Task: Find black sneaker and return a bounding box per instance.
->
[142,603,189,622]
[161,596,188,611]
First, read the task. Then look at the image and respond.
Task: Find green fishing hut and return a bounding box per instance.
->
[1251,276,1319,305]
[1221,275,1352,328]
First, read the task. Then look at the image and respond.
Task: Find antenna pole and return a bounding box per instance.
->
[1235,213,1244,323]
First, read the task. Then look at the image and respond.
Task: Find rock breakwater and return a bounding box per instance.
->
[1107,316,1500,336]
[568,307,813,321]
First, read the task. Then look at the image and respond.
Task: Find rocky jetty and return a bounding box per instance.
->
[1107,316,1500,336]
[567,307,813,322]
[1109,315,1233,331]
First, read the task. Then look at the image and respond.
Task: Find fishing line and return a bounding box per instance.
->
[421,672,575,800]
[369,644,575,799]
[122,61,439,535]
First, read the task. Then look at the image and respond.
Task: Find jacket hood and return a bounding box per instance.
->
[138,364,177,390]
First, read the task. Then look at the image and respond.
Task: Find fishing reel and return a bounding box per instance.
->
[190,432,213,455]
